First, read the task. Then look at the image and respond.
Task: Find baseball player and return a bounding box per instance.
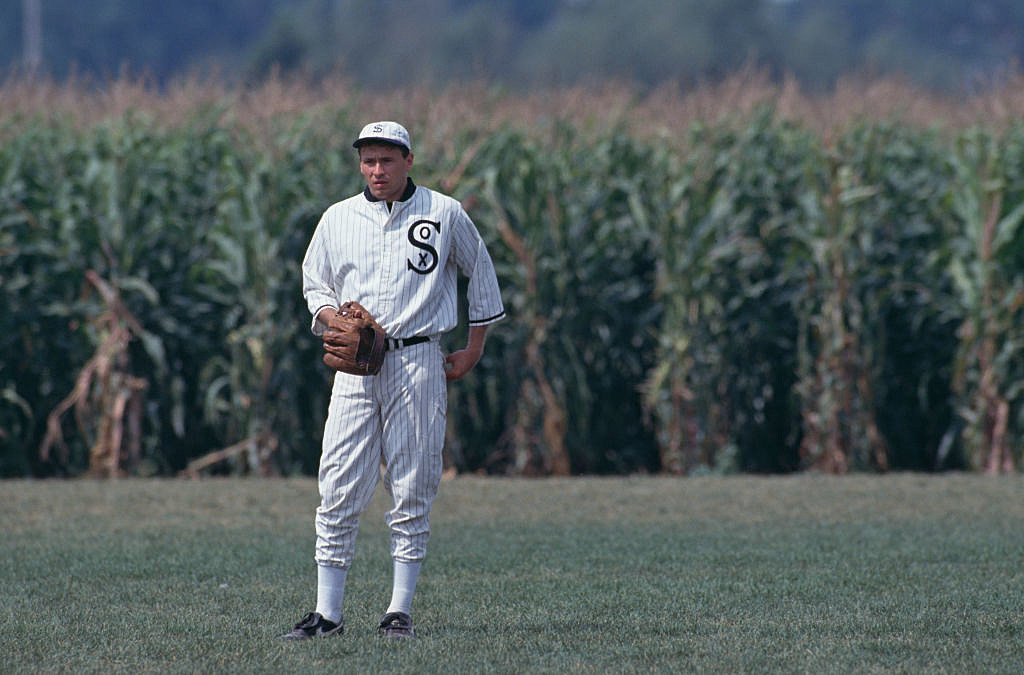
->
[280,121,505,640]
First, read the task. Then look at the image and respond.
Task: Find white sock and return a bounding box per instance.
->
[314,564,347,624]
[386,560,422,616]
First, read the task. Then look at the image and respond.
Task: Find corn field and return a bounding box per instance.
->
[2,76,1024,477]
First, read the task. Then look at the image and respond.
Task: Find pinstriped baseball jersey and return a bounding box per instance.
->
[302,178,505,339]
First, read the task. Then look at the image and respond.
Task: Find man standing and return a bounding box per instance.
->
[280,121,505,640]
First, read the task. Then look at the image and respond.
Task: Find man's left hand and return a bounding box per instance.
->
[444,348,482,381]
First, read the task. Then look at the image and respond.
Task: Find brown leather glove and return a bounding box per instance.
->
[321,301,386,376]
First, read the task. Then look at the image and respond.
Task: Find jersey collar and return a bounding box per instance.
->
[363,177,417,204]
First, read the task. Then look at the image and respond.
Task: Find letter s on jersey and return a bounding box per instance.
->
[407,219,440,274]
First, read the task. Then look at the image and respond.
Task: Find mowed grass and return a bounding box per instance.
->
[2,474,1022,673]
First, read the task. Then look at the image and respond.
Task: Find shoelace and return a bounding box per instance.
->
[295,612,320,629]
[380,613,410,629]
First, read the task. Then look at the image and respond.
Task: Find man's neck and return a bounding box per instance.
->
[364,177,417,205]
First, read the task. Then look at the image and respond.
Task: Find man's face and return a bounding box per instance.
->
[359,144,413,202]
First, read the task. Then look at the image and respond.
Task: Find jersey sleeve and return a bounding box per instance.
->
[452,206,506,326]
[301,211,339,335]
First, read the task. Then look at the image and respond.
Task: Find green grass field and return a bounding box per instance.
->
[2,474,1022,673]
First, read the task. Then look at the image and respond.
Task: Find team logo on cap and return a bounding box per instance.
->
[355,121,411,151]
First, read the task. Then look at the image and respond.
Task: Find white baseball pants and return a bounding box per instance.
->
[314,340,447,569]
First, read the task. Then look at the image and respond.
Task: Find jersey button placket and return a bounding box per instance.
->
[377,202,398,321]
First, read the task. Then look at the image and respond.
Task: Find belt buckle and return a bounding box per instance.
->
[386,335,428,351]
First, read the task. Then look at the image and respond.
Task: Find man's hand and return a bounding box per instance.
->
[444,347,482,381]
[316,306,340,330]
[445,325,489,381]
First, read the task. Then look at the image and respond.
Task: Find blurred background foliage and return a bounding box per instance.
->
[3,82,1024,477]
[2,0,1024,94]
[3,1,1024,477]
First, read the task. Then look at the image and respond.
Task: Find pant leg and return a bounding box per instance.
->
[379,341,447,562]
[315,373,382,569]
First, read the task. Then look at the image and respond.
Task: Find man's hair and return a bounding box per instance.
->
[356,140,410,158]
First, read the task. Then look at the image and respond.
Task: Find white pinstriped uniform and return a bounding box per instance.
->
[302,178,504,569]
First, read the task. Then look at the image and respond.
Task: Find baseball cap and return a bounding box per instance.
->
[353,121,412,153]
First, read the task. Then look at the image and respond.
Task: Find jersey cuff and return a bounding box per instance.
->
[310,303,338,335]
[468,310,506,326]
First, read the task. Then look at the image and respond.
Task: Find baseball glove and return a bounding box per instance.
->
[322,301,387,376]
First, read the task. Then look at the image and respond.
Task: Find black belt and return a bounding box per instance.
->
[385,336,430,351]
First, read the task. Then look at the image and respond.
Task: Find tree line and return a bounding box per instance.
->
[3,0,1024,94]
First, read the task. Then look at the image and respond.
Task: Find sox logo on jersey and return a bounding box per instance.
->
[408,220,440,274]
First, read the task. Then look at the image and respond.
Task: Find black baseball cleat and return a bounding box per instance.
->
[377,611,415,639]
[278,611,343,641]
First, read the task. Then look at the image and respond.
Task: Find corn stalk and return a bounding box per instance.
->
[482,180,570,475]
[794,161,888,472]
[40,271,148,477]
[948,129,1024,473]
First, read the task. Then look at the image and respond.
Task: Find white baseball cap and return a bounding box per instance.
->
[353,121,412,153]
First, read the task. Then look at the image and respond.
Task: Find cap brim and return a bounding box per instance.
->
[353,138,409,151]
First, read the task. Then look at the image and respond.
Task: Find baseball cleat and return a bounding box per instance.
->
[377,611,415,639]
[278,611,343,641]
